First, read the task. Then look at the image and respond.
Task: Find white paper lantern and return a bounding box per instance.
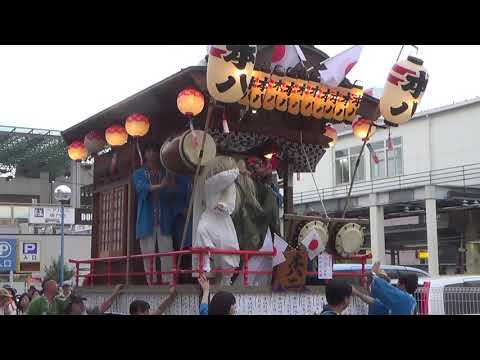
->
[207,45,257,103]
[379,56,429,125]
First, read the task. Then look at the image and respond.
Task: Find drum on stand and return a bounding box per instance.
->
[160,130,217,175]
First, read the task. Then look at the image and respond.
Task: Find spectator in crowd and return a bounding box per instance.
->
[367,261,418,315]
[64,284,124,315]
[30,288,40,301]
[27,285,37,300]
[351,270,391,315]
[0,288,16,315]
[2,285,17,314]
[61,282,73,298]
[197,274,236,315]
[17,293,31,315]
[27,280,67,315]
[198,273,210,315]
[129,286,177,315]
[320,279,353,315]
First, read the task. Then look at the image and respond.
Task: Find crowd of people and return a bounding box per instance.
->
[0,260,419,315]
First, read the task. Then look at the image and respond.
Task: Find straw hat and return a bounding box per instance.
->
[0,288,12,298]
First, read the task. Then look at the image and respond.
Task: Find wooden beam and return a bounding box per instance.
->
[284,213,370,225]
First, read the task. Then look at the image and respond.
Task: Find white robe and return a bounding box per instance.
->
[193,169,240,277]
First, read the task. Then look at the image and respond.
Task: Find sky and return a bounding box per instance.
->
[0,45,478,131]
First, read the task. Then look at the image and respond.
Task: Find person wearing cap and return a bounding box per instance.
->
[65,284,124,315]
[0,288,16,315]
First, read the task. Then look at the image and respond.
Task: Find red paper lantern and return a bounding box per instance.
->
[84,130,106,154]
[105,125,128,147]
[125,113,150,137]
[352,118,376,141]
[323,125,337,147]
[67,141,88,161]
[177,88,205,117]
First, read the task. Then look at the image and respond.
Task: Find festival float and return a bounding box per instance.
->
[62,45,428,315]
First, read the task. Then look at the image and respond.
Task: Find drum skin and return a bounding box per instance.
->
[160,130,217,175]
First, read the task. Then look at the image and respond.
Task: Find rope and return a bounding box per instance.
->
[341,123,372,218]
[299,131,330,221]
[176,99,216,272]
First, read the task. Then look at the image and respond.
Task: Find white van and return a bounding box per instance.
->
[417,275,480,315]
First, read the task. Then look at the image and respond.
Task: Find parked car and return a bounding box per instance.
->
[417,275,480,315]
[307,264,430,286]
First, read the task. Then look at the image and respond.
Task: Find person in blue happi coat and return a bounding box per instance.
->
[353,262,418,315]
[133,143,192,286]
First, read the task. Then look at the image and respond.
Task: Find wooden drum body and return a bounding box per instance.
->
[160,130,217,175]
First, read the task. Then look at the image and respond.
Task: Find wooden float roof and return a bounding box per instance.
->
[62,46,380,149]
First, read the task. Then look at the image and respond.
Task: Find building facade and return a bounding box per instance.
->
[293,98,480,276]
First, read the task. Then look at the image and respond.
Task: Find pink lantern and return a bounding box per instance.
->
[84,130,106,154]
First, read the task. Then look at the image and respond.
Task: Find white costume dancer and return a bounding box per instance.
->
[193,156,240,286]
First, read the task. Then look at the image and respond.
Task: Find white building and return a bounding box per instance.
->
[293,98,480,276]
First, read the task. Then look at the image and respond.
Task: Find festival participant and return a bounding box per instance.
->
[133,143,179,286]
[320,279,353,315]
[61,281,73,298]
[17,293,31,315]
[193,156,240,286]
[351,271,391,315]
[64,284,124,315]
[27,280,67,315]
[129,286,177,315]
[368,261,418,315]
[0,288,16,315]
[197,274,236,315]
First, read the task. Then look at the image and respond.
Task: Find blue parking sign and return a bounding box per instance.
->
[0,239,16,273]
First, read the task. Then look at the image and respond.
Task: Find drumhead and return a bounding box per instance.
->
[180,130,217,168]
[298,220,328,253]
[335,223,365,257]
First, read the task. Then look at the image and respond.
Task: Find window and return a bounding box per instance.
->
[335,147,365,185]
[370,137,403,179]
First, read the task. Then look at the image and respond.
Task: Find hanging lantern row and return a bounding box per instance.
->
[125,113,150,138]
[67,114,151,161]
[238,70,364,122]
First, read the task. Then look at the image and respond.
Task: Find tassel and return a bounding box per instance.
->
[387,128,394,151]
[189,119,199,148]
[367,143,380,164]
[222,111,230,134]
[136,138,143,166]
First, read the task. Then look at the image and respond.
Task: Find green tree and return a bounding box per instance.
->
[43,257,75,283]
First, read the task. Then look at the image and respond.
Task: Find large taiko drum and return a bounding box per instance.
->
[160,130,217,175]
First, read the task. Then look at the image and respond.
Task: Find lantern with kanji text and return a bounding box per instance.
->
[379,56,428,125]
[207,45,257,103]
[344,84,364,123]
[312,84,328,120]
[332,88,350,122]
[67,141,88,161]
[105,125,128,147]
[249,70,269,110]
[262,69,282,111]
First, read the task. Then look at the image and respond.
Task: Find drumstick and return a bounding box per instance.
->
[177,99,215,277]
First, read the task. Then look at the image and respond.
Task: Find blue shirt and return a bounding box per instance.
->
[133,167,192,241]
[371,277,416,315]
[368,298,390,315]
[320,305,338,315]
[199,303,208,315]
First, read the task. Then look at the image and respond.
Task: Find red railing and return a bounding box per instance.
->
[69,248,371,287]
